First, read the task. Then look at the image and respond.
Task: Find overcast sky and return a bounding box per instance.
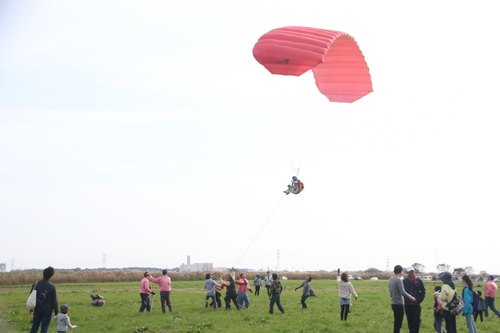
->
[1,0,499,275]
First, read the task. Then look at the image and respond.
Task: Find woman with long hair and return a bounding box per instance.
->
[337,271,358,321]
[462,275,477,333]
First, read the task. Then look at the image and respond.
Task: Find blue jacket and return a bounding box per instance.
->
[403,277,426,305]
[462,286,474,314]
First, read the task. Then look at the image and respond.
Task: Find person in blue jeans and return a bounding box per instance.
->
[461,275,477,333]
[29,266,59,333]
[484,275,500,318]
[269,273,285,314]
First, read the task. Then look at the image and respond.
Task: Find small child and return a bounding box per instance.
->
[473,290,484,322]
[53,304,77,332]
[433,286,445,333]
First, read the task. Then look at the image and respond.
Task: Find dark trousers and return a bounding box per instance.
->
[139,293,151,312]
[208,293,222,308]
[269,294,285,314]
[266,285,271,296]
[405,304,421,333]
[443,310,457,333]
[254,285,260,296]
[301,294,309,309]
[160,291,172,313]
[433,311,444,333]
[30,307,53,333]
[485,297,500,317]
[391,304,405,333]
[473,310,483,322]
[224,292,240,309]
[206,295,216,309]
[341,304,350,320]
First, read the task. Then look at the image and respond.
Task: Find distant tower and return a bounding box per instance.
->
[386,256,390,272]
[276,250,281,271]
[11,258,14,271]
[187,255,191,265]
[103,253,107,268]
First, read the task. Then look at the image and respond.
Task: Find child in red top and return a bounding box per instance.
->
[433,286,445,333]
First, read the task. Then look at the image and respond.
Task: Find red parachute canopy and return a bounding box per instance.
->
[252,26,373,103]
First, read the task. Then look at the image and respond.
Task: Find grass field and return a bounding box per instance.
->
[1,279,499,332]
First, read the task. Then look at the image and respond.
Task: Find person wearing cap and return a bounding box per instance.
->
[53,304,77,332]
[148,269,173,313]
[484,274,500,318]
[208,273,222,308]
[220,268,243,310]
[438,271,457,333]
[204,273,220,309]
[388,265,416,333]
[403,266,426,333]
[29,266,59,333]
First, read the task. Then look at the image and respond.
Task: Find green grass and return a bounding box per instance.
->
[1,280,499,332]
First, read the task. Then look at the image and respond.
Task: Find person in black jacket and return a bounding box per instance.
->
[403,266,426,333]
[29,266,59,333]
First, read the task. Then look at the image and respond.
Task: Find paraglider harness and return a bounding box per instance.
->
[284,176,304,195]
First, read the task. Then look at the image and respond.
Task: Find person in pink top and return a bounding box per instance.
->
[237,273,252,309]
[139,272,152,312]
[484,275,500,318]
[148,269,173,313]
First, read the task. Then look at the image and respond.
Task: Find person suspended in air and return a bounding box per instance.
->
[283,176,304,195]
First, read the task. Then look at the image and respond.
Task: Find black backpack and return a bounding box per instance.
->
[472,291,484,311]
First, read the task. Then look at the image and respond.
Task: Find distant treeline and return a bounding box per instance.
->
[0,269,393,286]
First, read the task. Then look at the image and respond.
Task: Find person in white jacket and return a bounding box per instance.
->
[53,304,77,332]
[337,271,358,321]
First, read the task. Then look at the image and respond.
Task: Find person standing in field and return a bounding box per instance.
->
[484,275,500,318]
[265,271,273,297]
[461,275,477,333]
[432,285,445,333]
[337,271,358,320]
[208,273,222,308]
[220,268,243,310]
[139,272,152,312]
[148,269,173,313]
[237,273,252,309]
[269,273,285,314]
[389,265,416,333]
[29,266,59,333]
[438,271,457,333]
[295,275,313,309]
[403,266,426,333]
[253,273,262,296]
[52,304,77,332]
[204,273,220,309]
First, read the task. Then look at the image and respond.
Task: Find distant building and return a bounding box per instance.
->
[179,255,213,272]
[0,263,6,272]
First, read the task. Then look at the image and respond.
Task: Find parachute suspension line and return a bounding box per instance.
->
[232,195,287,268]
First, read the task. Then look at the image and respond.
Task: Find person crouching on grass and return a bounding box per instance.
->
[53,304,77,332]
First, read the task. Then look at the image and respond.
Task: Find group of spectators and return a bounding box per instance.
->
[26,265,500,333]
[389,264,500,333]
